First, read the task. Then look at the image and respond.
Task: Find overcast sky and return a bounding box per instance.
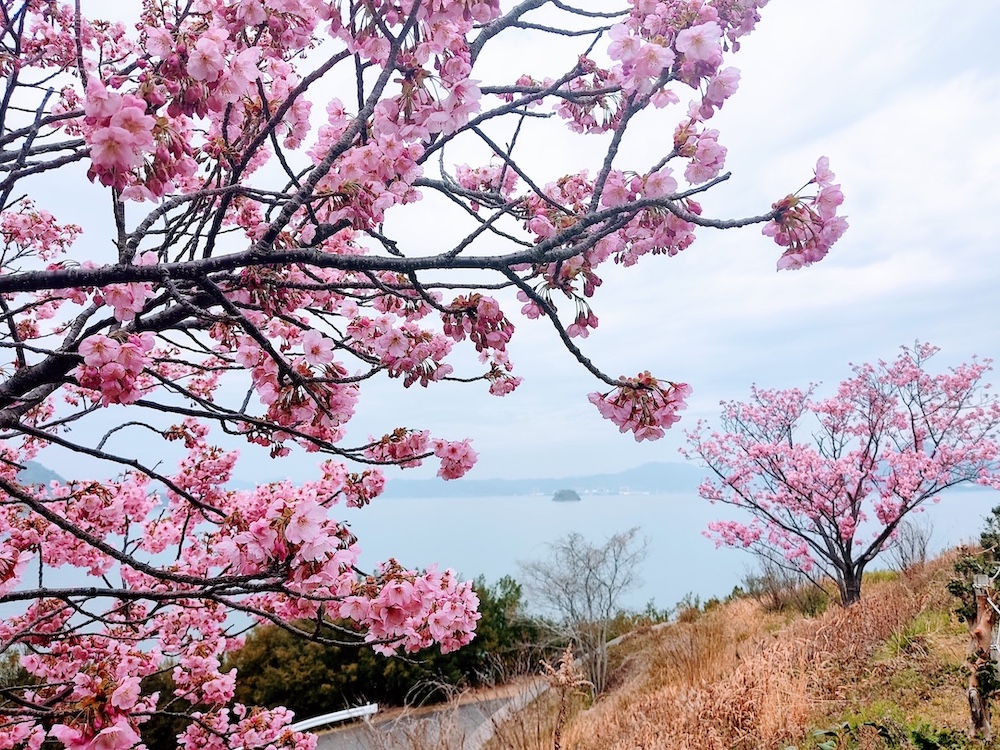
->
[11,0,999,615]
[30,1,1000,487]
[330,0,1000,483]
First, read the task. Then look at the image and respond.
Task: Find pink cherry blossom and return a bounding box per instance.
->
[433,439,478,479]
[89,126,143,169]
[301,329,335,365]
[590,374,691,442]
[187,37,226,82]
[763,158,848,270]
[675,21,723,63]
[109,106,156,151]
[643,168,678,199]
[705,67,740,106]
[608,24,641,63]
[78,335,121,367]
[83,78,122,120]
[50,718,141,750]
[284,500,327,545]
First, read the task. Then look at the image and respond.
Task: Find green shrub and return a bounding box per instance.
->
[226,575,543,717]
[947,505,1000,623]
[140,666,209,750]
[801,712,972,750]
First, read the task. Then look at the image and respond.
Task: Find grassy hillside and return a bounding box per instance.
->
[485,553,984,750]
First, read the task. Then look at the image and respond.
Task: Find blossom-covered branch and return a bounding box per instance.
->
[0,0,847,748]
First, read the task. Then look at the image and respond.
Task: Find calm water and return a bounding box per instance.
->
[12,488,998,620]
[343,487,1000,612]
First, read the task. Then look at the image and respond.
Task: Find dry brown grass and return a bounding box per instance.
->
[561,565,946,750]
[481,688,586,750]
[339,557,974,750]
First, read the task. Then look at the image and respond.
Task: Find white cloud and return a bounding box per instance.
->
[38,1,999,485]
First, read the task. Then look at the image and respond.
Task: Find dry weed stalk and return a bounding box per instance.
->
[360,689,471,750]
[481,687,562,750]
[541,647,591,750]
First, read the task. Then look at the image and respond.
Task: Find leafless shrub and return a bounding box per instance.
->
[887,517,934,572]
[519,529,648,696]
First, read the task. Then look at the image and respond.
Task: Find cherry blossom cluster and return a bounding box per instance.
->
[342,561,481,655]
[244,352,359,454]
[82,78,198,200]
[455,163,521,210]
[178,705,316,750]
[500,0,843,336]
[73,332,155,405]
[346,312,456,387]
[45,643,160,750]
[361,428,475,479]
[0,438,480,750]
[1,199,82,262]
[441,294,514,355]
[545,0,761,132]
[674,123,728,184]
[589,373,692,441]
[518,165,699,318]
[365,428,433,468]
[764,157,848,270]
[552,58,625,134]
[96,252,159,322]
[433,438,479,480]
[304,114,426,231]
[144,28,263,118]
[608,24,676,97]
[627,0,767,58]
[0,541,31,598]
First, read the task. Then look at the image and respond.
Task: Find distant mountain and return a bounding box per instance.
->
[380,461,707,498]
[11,460,710,499]
[17,461,64,486]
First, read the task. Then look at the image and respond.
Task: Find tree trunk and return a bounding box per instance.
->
[968,586,998,740]
[840,569,863,606]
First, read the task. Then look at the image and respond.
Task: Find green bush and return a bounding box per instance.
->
[0,646,36,709]
[947,504,1000,623]
[226,575,543,717]
[140,666,209,750]
[604,601,672,640]
[803,719,969,750]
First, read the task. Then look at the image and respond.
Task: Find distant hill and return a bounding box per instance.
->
[17,461,64,486]
[12,460,709,499]
[380,461,707,498]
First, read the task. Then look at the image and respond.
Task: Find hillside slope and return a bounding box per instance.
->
[523,556,977,750]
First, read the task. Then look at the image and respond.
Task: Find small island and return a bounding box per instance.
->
[552,489,581,502]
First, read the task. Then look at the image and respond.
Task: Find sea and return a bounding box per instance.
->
[7,486,997,621]
[342,487,1000,613]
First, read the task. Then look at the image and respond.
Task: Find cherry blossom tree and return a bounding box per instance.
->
[0,1,847,748]
[685,343,1000,605]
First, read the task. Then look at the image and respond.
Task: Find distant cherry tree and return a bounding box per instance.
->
[0,1,846,748]
[685,344,1000,605]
